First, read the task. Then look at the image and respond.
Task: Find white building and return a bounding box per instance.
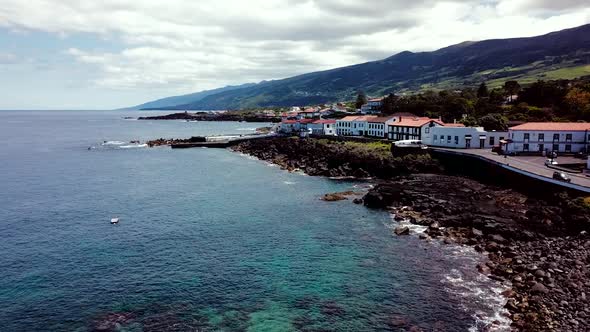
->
[387,117,444,142]
[367,116,394,138]
[308,120,336,136]
[360,98,383,114]
[299,108,320,118]
[506,122,590,154]
[336,116,376,136]
[278,120,300,134]
[429,127,508,149]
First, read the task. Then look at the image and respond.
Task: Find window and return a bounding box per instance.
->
[566,134,572,142]
[447,136,451,143]
[425,127,430,134]
[489,137,495,146]
[538,133,544,142]
[566,144,572,152]
[524,133,530,140]
[454,136,459,144]
[539,144,544,152]
[553,133,559,141]
[524,144,529,151]
[553,144,559,152]
[434,135,438,141]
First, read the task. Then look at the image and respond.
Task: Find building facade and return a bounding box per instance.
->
[308,120,336,136]
[360,98,383,114]
[336,116,376,136]
[387,117,444,142]
[429,127,507,149]
[506,123,590,154]
[367,116,394,138]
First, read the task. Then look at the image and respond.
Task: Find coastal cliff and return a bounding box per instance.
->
[232,136,590,331]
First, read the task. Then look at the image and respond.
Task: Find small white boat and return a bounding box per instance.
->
[111,217,119,224]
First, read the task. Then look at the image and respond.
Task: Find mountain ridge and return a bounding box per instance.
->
[132,23,590,110]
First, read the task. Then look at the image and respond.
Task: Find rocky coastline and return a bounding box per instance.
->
[232,137,443,178]
[232,137,590,331]
[137,111,280,123]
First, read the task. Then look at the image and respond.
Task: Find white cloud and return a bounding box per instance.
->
[0,0,589,104]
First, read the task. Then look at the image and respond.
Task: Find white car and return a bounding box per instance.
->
[544,159,558,166]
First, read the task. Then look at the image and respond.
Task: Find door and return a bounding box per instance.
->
[465,138,471,148]
[479,139,485,149]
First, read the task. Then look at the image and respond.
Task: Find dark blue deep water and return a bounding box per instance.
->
[0,111,509,331]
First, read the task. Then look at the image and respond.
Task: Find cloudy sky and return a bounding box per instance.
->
[1,1,589,109]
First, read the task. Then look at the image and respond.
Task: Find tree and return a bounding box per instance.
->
[503,80,521,103]
[477,82,489,98]
[565,87,590,119]
[479,113,508,131]
[355,91,368,109]
[380,93,399,114]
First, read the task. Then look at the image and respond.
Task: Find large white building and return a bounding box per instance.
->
[367,116,395,138]
[429,126,508,149]
[336,116,376,136]
[387,117,444,142]
[505,122,590,154]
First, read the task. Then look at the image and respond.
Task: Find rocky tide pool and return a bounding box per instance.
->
[0,111,508,331]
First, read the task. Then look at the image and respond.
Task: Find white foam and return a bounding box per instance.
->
[386,213,511,331]
[101,141,126,146]
[119,144,148,149]
[283,181,296,185]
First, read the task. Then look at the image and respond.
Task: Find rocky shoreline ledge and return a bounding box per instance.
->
[233,137,590,331]
[137,111,280,123]
[232,137,442,178]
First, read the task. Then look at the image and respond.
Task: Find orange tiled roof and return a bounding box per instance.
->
[392,117,444,128]
[509,122,590,131]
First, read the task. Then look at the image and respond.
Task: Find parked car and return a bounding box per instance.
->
[552,171,571,183]
[544,159,558,166]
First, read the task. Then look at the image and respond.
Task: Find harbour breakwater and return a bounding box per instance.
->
[232,136,590,331]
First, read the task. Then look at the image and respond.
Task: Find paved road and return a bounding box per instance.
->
[432,148,590,189]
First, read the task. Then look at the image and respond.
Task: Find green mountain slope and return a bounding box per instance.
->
[138,24,590,110]
[122,83,255,110]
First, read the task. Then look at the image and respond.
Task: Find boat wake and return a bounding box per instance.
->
[92,141,148,150]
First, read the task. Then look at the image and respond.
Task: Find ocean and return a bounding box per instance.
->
[0,111,509,331]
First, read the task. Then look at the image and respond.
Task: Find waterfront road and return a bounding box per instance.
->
[431,148,590,189]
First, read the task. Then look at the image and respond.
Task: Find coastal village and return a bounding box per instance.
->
[273,97,590,183]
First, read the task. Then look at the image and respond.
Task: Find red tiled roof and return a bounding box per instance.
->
[509,122,590,131]
[339,115,377,122]
[282,120,298,124]
[392,117,444,128]
[339,116,361,121]
[368,116,395,123]
[299,118,316,124]
[444,123,466,127]
[301,109,318,113]
[313,119,336,124]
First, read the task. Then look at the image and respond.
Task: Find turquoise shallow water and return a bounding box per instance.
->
[0,111,507,331]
